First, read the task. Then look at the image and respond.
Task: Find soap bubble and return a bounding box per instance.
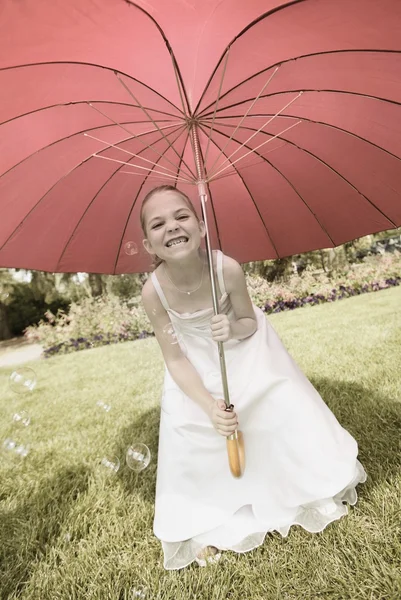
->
[3,438,16,451]
[96,401,111,412]
[126,443,151,472]
[12,411,31,427]
[162,323,183,345]
[3,438,30,457]
[15,444,30,458]
[130,587,147,599]
[124,241,138,256]
[9,368,37,394]
[100,456,120,473]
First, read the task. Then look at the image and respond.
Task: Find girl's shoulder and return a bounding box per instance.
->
[220,252,244,295]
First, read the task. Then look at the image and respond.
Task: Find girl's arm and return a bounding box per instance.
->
[211,255,257,341]
[141,279,237,434]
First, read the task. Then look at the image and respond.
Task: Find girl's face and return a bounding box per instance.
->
[142,190,205,262]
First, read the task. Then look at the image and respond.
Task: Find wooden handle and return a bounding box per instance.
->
[226,430,245,478]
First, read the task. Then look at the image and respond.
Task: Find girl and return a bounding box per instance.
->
[140,184,367,570]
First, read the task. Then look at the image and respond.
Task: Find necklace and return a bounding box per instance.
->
[163,257,206,295]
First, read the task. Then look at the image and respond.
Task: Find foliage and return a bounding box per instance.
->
[246,251,401,314]
[5,282,70,337]
[24,252,401,357]
[24,295,152,358]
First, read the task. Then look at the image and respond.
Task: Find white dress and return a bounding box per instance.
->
[150,250,367,570]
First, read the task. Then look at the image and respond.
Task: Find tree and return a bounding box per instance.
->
[0,269,15,340]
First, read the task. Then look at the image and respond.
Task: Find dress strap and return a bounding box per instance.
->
[150,271,171,311]
[151,252,225,311]
[216,250,226,296]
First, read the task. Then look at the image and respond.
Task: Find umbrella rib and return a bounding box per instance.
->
[198,48,401,116]
[209,122,398,233]
[0,119,182,180]
[87,101,190,178]
[199,124,281,258]
[206,142,288,181]
[0,121,181,177]
[203,48,231,167]
[84,130,190,180]
[193,0,305,114]
[207,92,303,179]
[115,73,197,181]
[123,0,191,115]
[119,170,194,184]
[60,127,186,273]
[206,66,280,176]
[0,60,187,116]
[0,99,184,128]
[200,88,401,124]
[176,127,193,187]
[209,119,302,180]
[0,125,184,259]
[92,153,193,184]
[171,52,190,118]
[112,132,189,274]
[209,111,401,163]
[202,123,338,248]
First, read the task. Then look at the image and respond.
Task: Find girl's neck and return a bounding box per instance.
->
[162,249,207,287]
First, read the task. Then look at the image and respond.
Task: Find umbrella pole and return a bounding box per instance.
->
[191,125,245,478]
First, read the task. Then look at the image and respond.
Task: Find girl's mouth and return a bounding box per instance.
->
[165,236,189,248]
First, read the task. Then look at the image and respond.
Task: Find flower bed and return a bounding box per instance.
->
[246,252,401,314]
[24,252,400,357]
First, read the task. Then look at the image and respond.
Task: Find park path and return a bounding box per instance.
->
[0,339,43,368]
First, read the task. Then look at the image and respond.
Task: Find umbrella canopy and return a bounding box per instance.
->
[1,0,400,274]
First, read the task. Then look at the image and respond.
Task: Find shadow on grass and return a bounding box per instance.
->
[0,464,92,599]
[115,375,400,503]
[0,376,398,598]
[114,406,161,502]
[310,376,401,489]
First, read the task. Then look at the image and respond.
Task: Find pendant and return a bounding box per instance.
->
[187,292,191,295]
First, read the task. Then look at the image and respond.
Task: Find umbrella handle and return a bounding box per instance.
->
[225,405,245,478]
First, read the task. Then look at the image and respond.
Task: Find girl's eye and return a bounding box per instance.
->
[152,215,188,229]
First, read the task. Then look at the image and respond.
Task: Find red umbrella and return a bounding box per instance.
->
[1,0,401,474]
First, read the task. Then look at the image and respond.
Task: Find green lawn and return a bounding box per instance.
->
[0,287,400,600]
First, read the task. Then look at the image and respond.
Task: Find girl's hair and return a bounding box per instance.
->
[140,185,200,270]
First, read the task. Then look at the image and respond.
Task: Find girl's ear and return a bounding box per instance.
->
[199,220,206,238]
[142,238,154,255]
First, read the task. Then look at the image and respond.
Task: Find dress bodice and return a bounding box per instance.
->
[150,250,235,338]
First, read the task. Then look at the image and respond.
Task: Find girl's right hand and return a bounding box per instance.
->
[209,400,238,437]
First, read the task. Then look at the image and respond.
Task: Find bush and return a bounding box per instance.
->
[25,252,401,357]
[246,251,401,314]
[24,295,153,358]
[6,283,70,336]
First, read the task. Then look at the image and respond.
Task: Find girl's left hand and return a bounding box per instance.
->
[210,314,232,342]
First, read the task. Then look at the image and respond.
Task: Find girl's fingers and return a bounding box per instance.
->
[217,411,237,421]
[217,418,238,428]
[216,423,237,432]
[218,427,237,436]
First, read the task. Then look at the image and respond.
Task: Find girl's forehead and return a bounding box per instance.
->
[145,192,189,219]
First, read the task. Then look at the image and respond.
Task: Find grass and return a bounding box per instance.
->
[0,287,400,600]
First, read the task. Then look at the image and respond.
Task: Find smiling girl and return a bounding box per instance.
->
[140,185,367,570]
